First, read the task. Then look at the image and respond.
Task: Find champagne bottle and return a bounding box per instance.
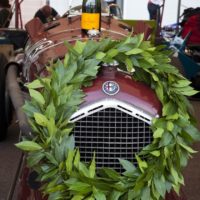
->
[81,0,101,32]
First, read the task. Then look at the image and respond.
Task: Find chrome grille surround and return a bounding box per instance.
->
[70,99,156,173]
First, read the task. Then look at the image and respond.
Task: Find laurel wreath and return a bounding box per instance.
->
[16,34,200,200]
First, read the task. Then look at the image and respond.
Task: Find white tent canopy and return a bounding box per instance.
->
[9,0,200,28]
[123,0,199,26]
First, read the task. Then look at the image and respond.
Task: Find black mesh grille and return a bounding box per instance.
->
[72,107,152,173]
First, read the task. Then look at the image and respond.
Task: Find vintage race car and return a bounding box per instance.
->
[1,3,191,200]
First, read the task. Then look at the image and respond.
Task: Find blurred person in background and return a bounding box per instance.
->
[104,0,116,5]
[148,0,163,23]
[105,0,117,16]
[0,0,12,28]
[34,5,60,24]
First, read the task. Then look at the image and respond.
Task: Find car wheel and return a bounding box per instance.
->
[0,53,9,141]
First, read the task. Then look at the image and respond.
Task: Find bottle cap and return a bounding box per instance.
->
[87,29,100,37]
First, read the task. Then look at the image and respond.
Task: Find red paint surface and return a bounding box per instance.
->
[82,66,162,117]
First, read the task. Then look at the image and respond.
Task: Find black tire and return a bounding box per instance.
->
[0,53,8,141]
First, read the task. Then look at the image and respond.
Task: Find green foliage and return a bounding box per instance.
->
[16,34,200,199]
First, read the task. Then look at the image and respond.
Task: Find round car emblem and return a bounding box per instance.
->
[102,81,120,96]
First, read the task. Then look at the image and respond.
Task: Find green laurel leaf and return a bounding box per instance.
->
[15,141,42,151]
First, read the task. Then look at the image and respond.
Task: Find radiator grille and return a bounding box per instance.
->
[72,107,152,173]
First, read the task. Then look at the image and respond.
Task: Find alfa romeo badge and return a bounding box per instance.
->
[102,81,120,96]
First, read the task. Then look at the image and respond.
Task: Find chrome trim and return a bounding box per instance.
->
[70,99,154,124]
